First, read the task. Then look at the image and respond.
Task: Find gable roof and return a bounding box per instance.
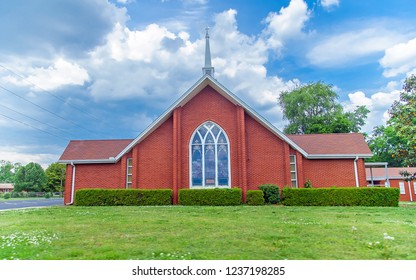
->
[366,167,416,180]
[287,133,372,158]
[58,75,372,163]
[114,74,309,160]
[59,139,133,163]
[0,183,14,190]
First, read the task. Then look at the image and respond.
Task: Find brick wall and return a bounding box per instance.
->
[64,160,124,204]
[134,117,173,189]
[377,179,415,201]
[301,158,365,188]
[245,113,289,189]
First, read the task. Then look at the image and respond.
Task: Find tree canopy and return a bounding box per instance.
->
[0,160,21,183]
[14,162,47,192]
[366,125,406,167]
[386,74,416,166]
[279,82,369,134]
[45,162,66,192]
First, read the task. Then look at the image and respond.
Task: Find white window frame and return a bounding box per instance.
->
[413,181,416,195]
[290,155,298,188]
[189,121,231,189]
[399,181,405,195]
[126,158,133,189]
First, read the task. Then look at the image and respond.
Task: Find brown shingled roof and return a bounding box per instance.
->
[366,167,416,180]
[286,133,372,156]
[59,139,133,162]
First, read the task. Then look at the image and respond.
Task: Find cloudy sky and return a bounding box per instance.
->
[1,0,416,167]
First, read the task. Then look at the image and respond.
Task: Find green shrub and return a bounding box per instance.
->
[282,187,400,207]
[44,193,51,199]
[28,192,37,198]
[246,190,265,206]
[75,189,173,206]
[11,192,21,198]
[137,189,172,206]
[4,192,11,199]
[304,179,313,188]
[179,188,242,206]
[258,184,280,204]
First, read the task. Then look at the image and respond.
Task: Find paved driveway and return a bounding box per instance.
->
[0,198,64,211]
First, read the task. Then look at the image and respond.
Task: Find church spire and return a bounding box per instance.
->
[202,27,214,77]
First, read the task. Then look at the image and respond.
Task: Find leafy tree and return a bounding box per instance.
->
[14,162,47,192]
[399,170,416,182]
[45,162,66,193]
[279,82,369,134]
[0,160,21,183]
[346,105,371,133]
[387,74,416,166]
[366,126,406,167]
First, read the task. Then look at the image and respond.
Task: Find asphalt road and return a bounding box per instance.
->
[0,198,64,211]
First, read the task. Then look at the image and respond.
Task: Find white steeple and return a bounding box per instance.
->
[202,27,214,77]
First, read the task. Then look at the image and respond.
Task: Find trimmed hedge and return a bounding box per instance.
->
[282,187,400,207]
[179,188,242,206]
[75,189,172,206]
[246,190,265,206]
[258,184,280,204]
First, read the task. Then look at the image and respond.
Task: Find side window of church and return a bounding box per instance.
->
[290,155,297,188]
[191,122,229,187]
[126,158,133,189]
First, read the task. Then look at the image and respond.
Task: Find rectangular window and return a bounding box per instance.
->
[413,182,416,195]
[126,158,133,189]
[290,155,298,188]
[399,181,405,195]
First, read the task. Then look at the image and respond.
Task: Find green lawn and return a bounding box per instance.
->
[0,205,415,260]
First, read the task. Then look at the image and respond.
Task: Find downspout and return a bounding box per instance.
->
[66,162,76,205]
[354,156,359,187]
[408,181,413,202]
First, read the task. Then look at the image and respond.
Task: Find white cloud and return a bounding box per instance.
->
[117,0,133,4]
[92,23,177,63]
[307,28,405,67]
[263,0,311,50]
[380,37,416,77]
[0,146,60,168]
[4,58,90,91]
[321,0,340,9]
[85,8,299,129]
[343,89,401,133]
[87,21,201,100]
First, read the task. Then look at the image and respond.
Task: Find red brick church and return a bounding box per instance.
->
[59,30,372,205]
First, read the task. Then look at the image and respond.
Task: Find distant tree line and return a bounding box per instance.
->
[0,160,66,193]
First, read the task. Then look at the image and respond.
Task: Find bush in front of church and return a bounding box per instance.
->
[258,184,280,204]
[246,190,265,205]
[75,189,172,206]
[179,188,242,206]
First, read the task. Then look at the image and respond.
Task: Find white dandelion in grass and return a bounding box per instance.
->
[351,226,357,231]
[0,230,58,250]
[383,233,395,240]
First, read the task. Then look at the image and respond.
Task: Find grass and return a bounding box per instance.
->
[0,205,415,260]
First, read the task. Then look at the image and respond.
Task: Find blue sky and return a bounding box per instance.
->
[1,0,416,167]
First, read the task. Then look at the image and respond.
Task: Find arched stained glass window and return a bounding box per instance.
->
[190,122,230,188]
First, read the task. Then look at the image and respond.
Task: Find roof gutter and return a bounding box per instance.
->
[58,158,117,165]
[307,154,373,159]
